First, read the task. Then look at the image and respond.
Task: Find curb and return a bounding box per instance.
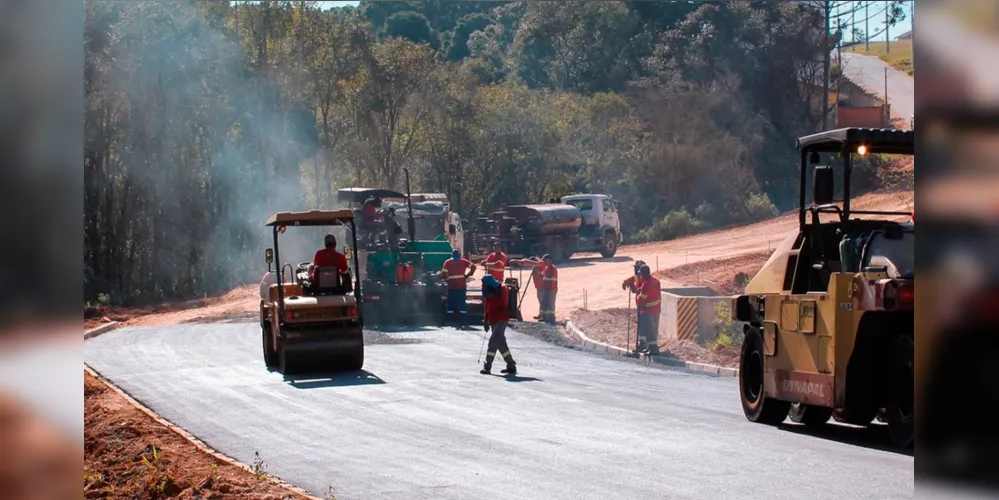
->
[84,321,121,340]
[565,320,738,378]
[84,364,323,500]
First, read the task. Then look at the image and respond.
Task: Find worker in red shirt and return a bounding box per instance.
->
[537,254,558,324]
[621,259,647,292]
[628,265,662,355]
[441,249,476,327]
[480,275,516,375]
[509,255,545,320]
[311,234,349,284]
[481,241,508,282]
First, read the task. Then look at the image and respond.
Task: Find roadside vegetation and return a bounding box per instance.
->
[85,1,899,307]
[846,40,914,75]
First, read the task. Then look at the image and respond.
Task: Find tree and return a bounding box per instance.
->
[384,11,439,50]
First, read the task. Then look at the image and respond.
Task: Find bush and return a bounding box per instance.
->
[710,301,744,349]
[852,153,893,193]
[744,192,779,221]
[633,208,709,243]
[694,202,721,229]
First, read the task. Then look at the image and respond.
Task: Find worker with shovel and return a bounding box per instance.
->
[624,264,662,355]
[509,255,545,320]
[509,254,557,323]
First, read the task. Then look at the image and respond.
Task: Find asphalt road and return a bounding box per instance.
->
[85,324,913,500]
[841,52,914,120]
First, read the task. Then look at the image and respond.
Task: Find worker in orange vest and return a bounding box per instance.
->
[441,249,476,328]
[536,254,558,324]
[481,241,508,282]
[480,275,517,375]
[625,264,662,355]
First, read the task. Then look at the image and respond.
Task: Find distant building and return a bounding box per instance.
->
[895,30,913,40]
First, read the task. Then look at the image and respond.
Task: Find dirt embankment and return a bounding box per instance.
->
[85,285,260,329]
[84,371,311,500]
[569,308,741,369]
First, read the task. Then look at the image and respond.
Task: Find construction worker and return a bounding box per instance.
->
[383,207,402,248]
[509,256,545,320]
[480,275,516,375]
[481,241,508,282]
[312,234,348,279]
[537,254,558,324]
[625,264,662,355]
[621,259,647,291]
[441,249,476,328]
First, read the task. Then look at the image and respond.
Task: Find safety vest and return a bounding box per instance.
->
[485,257,506,281]
[531,266,544,289]
[442,258,471,290]
[541,264,558,291]
[637,277,662,314]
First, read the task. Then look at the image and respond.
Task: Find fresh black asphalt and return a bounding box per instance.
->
[84,323,913,500]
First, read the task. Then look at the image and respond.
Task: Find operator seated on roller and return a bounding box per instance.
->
[624,264,661,356]
[310,234,349,293]
[441,249,476,328]
[480,275,517,376]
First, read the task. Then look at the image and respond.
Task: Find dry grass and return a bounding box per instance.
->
[846,40,914,76]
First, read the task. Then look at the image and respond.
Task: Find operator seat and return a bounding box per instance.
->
[310,267,352,296]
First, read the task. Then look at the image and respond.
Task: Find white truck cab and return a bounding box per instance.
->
[561,194,623,257]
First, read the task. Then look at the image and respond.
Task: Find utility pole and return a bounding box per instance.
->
[823,0,831,131]
[865,1,870,51]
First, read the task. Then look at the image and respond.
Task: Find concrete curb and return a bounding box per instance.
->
[84,364,323,500]
[565,320,739,378]
[83,321,121,340]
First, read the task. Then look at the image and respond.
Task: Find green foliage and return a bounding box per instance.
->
[744,192,779,222]
[710,302,744,350]
[84,1,851,304]
[384,11,439,50]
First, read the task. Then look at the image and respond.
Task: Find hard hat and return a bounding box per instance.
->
[542,254,552,261]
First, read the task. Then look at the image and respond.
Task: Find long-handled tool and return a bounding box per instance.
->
[476,329,488,364]
[626,290,632,353]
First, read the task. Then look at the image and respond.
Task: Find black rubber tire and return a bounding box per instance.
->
[550,241,566,264]
[789,402,834,427]
[832,405,880,426]
[262,325,278,368]
[344,344,365,371]
[600,231,618,258]
[279,345,299,375]
[886,334,914,447]
[739,326,791,425]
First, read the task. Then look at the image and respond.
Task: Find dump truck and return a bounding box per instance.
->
[470,193,623,263]
[259,209,364,374]
[732,127,914,447]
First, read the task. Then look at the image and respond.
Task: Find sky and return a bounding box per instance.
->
[316,0,913,44]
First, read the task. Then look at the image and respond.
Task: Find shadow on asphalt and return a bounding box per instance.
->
[366,325,438,332]
[557,255,634,269]
[282,369,386,389]
[777,422,914,457]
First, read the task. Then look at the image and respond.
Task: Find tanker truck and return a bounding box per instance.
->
[469,194,623,263]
